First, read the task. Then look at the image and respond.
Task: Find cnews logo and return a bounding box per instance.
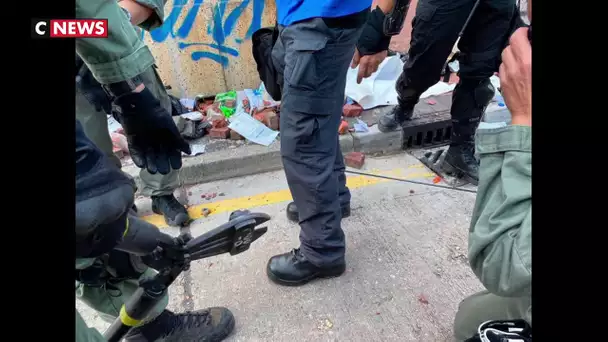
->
[31,19,108,38]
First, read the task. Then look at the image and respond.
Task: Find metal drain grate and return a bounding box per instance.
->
[402,110,452,148]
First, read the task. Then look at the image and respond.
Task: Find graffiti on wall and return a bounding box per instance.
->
[142,0,265,67]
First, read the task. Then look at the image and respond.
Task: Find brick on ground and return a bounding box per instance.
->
[209,127,230,139]
[343,104,363,117]
[338,120,349,134]
[345,152,365,169]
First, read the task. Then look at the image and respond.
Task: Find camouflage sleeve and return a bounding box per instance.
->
[132,0,168,30]
[75,0,161,84]
[467,125,532,298]
[76,310,107,342]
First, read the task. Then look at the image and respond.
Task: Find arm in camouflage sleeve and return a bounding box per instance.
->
[467,125,532,298]
[75,0,167,84]
[119,0,168,30]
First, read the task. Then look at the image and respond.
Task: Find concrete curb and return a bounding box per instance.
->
[124,102,458,191]
[124,126,402,191]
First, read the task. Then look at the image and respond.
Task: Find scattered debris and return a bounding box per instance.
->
[318,318,334,330]
[338,120,349,134]
[353,118,369,133]
[208,262,214,268]
[180,111,204,121]
[345,152,365,169]
[218,192,225,196]
[343,103,363,117]
[228,111,279,146]
[427,99,437,105]
[418,294,429,305]
[183,143,206,156]
[432,176,442,184]
[201,208,211,217]
[409,189,415,194]
[211,117,228,128]
[214,90,238,118]
[209,127,230,139]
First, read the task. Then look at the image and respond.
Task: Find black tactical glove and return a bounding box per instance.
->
[112,86,191,175]
[356,6,391,56]
[116,215,187,271]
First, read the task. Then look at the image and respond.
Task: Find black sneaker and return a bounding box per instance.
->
[151,194,191,226]
[266,248,346,286]
[441,143,479,185]
[124,308,235,342]
[285,202,351,222]
[377,104,414,132]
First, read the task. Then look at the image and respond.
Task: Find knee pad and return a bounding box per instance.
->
[457,78,495,109]
[450,78,495,143]
[106,250,147,280]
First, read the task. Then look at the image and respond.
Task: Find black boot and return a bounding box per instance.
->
[377,86,420,133]
[285,202,351,222]
[151,194,191,226]
[124,308,235,342]
[442,143,479,185]
[443,78,495,185]
[266,248,346,286]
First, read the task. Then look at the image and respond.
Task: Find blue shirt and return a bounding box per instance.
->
[277,0,372,26]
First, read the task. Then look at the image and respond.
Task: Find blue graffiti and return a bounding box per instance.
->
[142,0,265,67]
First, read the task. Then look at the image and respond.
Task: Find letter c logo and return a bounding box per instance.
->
[35,21,46,35]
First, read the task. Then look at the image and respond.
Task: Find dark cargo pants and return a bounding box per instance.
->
[272,18,360,267]
[398,0,518,143]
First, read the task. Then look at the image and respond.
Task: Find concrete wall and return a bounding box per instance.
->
[144,0,276,98]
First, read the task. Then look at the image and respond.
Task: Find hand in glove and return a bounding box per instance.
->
[351,6,391,84]
[115,215,187,271]
[113,86,191,175]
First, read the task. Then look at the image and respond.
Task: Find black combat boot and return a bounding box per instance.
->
[266,248,346,286]
[285,202,351,222]
[442,142,479,185]
[377,86,420,132]
[124,308,235,342]
[443,78,495,185]
[151,194,190,226]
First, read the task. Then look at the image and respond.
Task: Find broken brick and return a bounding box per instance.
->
[343,103,363,117]
[230,129,244,140]
[338,120,349,135]
[253,112,266,122]
[206,103,222,117]
[263,111,279,130]
[209,127,230,139]
[344,152,365,169]
[211,117,228,128]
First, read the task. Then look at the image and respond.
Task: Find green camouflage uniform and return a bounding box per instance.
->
[75,0,186,197]
[75,1,172,339]
[453,124,532,340]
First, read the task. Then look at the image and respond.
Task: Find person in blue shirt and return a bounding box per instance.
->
[267,0,398,286]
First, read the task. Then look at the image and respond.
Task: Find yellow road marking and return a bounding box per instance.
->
[143,168,435,228]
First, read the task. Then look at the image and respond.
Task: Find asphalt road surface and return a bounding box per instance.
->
[77,151,484,342]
